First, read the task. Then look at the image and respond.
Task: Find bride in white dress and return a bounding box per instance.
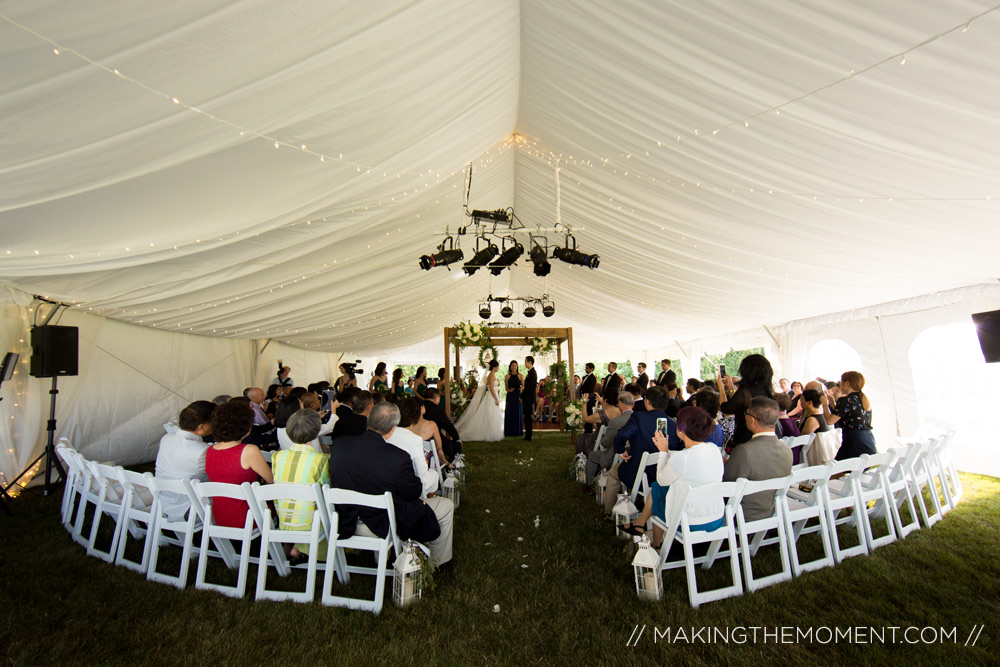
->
[454,359,504,442]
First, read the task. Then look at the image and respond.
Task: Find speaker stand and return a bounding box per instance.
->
[3,377,66,507]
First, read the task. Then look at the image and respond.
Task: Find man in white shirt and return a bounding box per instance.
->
[154,400,216,520]
[386,398,440,499]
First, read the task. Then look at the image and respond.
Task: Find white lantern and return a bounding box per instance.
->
[595,470,608,504]
[575,453,586,484]
[393,540,425,607]
[441,475,461,507]
[612,493,639,538]
[632,534,663,601]
[453,454,466,483]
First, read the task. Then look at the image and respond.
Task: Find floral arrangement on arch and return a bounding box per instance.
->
[563,400,584,430]
[449,380,469,419]
[451,320,490,348]
[529,336,554,356]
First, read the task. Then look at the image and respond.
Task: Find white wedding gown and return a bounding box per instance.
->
[454,374,504,442]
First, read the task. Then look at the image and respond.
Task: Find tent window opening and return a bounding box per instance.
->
[806,339,863,383]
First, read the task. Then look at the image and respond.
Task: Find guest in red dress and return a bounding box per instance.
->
[204,400,274,528]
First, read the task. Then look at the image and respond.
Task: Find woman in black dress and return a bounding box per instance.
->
[716,354,775,447]
[504,360,524,437]
[825,371,876,460]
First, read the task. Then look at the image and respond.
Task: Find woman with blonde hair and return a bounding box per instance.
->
[823,370,876,460]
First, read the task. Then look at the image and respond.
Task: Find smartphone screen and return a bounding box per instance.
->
[656,417,668,438]
[719,364,726,377]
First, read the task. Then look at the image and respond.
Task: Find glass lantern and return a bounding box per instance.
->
[452,454,466,483]
[595,470,608,504]
[441,475,460,508]
[632,534,663,601]
[393,540,425,607]
[574,453,586,484]
[612,493,639,538]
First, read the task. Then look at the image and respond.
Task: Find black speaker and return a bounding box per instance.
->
[973,310,1000,363]
[30,325,78,378]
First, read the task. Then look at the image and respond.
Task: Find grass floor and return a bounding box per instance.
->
[2,431,998,665]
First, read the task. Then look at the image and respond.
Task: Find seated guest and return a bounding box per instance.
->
[723,397,793,521]
[622,407,725,547]
[155,400,216,521]
[585,391,634,485]
[605,386,670,512]
[330,402,453,566]
[274,396,303,449]
[774,393,801,438]
[691,388,733,447]
[271,409,330,564]
[406,399,449,469]
[389,398,441,498]
[262,385,281,419]
[331,390,372,441]
[624,383,645,413]
[797,389,830,436]
[786,380,804,419]
[244,387,269,426]
[211,394,231,406]
[204,400,273,528]
[664,382,683,418]
[422,387,463,462]
[289,386,308,402]
[577,386,622,456]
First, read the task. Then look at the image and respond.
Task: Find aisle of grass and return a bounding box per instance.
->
[2,431,998,665]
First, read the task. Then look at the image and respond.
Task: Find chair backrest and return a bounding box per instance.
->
[164,422,179,435]
[147,475,200,525]
[88,461,126,503]
[323,487,400,554]
[594,424,607,451]
[734,475,792,521]
[252,482,329,536]
[189,480,257,528]
[661,480,744,542]
[629,450,665,503]
[116,468,155,509]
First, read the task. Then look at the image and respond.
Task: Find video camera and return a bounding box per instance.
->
[343,360,364,377]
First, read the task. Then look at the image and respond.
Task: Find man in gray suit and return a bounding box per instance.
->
[723,396,792,521]
[584,392,634,485]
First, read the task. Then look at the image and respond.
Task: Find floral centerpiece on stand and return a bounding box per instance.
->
[529,336,554,356]
[449,379,469,419]
[563,401,583,430]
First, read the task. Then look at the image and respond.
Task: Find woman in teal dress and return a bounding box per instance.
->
[392,368,407,398]
[414,366,428,397]
[369,362,389,393]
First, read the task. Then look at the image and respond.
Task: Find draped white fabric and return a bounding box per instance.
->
[1,2,1000,477]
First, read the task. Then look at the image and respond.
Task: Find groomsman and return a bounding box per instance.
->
[580,363,597,434]
[522,356,537,441]
[635,363,649,393]
[655,359,675,387]
[601,362,623,396]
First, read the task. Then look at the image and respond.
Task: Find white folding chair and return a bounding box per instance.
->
[190,480,261,598]
[113,469,157,574]
[55,440,84,532]
[822,457,869,563]
[783,434,813,470]
[849,450,898,551]
[628,451,664,512]
[807,430,839,466]
[654,480,745,609]
[874,442,922,539]
[322,488,400,615]
[251,482,330,603]
[905,438,944,528]
[780,464,835,576]
[732,476,793,592]
[593,425,608,452]
[85,462,128,563]
[145,476,202,589]
[933,431,962,511]
[423,439,444,486]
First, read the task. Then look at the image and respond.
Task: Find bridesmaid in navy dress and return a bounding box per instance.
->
[504,360,524,437]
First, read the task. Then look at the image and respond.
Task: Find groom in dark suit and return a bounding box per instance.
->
[522,356,537,441]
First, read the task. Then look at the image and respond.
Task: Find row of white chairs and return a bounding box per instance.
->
[638,432,961,608]
[55,438,407,614]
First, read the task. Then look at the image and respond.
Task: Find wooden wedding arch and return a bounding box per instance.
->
[443,327,574,431]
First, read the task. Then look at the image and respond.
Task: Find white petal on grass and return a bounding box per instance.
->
[493,604,501,612]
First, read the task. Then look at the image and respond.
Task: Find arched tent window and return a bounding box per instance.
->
[806,339,863,383]
[907,323,1000,475]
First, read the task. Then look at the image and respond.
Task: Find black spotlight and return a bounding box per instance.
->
[523,304,537,318]
[553,246,599,269]
[489,242,524,276]
[463,244,499,275]
[479,303,491,319]
[419,248,464,270]
[542,302,555,317]
[529,244,551,277]
[500,303,514,318]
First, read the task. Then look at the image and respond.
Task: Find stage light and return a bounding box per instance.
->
[418,248,464,270]
[523,304,537,317]
[500,303,514,318]
[529,244,551,277]
[542,302,555,317]
[463,244,499,275]
[553,246,599,269]
[479,303,491,319]
[489,242,524,276]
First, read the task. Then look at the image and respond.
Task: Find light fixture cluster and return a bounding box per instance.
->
[478,294,555,320]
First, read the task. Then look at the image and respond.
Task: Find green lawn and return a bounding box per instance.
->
[2,431,997,665]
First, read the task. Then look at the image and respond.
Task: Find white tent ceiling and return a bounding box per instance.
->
[2,0,999,353]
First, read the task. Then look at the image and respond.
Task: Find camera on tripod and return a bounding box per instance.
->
[343,360,364,376]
